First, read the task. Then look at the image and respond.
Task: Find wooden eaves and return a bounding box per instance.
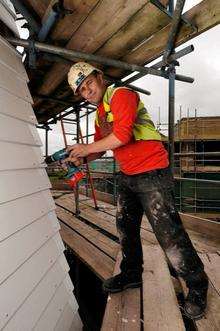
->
[10,0,220,124]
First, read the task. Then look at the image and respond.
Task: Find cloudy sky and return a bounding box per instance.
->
[17,0,220,154]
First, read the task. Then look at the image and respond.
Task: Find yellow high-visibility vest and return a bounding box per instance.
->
[95,86,161,141]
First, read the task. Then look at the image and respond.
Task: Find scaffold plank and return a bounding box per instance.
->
[101,253,141,331]
[56,196,118,237]
[55,194,158,245]
[56,206,119,260]
[180,252,220,330]
[142,245,185,330]
[55,192,220,252]
[179,213,220,240]
[107,0,220,77]
[196,252,220,330]
[60,223,114,280]
[96,0,169,59]
[36,0,152,97]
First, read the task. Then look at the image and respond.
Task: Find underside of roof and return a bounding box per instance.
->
[9,0,220,124]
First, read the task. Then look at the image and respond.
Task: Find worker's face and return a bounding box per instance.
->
[77,73,105,105]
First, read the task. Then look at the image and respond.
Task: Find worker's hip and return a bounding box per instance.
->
[118,166,174,194]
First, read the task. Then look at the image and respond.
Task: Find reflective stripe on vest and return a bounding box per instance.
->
[95,87,161,141]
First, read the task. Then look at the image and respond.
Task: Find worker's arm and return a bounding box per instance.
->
[64,151,105,166]
[67,88,138,160]
[86,151,105,162]
[66,133,123,159]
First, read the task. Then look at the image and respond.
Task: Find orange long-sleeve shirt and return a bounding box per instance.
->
[94,88,169,175]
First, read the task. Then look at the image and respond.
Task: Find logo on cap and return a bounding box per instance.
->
[75,72,85,87]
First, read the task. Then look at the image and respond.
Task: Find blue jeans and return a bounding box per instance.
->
[116,167,206,288]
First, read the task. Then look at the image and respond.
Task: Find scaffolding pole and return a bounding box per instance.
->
[164,0,187,171]
[75,109,80,216]
[7,37,194,83]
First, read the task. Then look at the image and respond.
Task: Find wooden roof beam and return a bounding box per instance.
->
[32,0,169,98]
[107,0,220,77]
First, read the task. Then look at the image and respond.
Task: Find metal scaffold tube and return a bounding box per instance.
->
[163,0,186,64]
[75,109,80,216]
[6,37,194,84]
[168,64,176,169]
[124,45,194,85]
[164,0,187,171]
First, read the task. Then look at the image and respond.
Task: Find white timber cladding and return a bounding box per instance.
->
[0,1,19,36]
[0,15,80,331]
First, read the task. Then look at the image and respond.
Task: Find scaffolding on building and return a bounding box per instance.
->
[8,0,220,220]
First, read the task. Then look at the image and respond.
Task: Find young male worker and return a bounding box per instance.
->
[66,62,208,320]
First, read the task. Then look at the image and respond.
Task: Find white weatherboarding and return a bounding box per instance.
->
[0,1,82,330]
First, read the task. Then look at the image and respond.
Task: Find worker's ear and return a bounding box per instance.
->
[96,72,105,85]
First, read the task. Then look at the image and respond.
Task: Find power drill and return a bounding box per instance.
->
[45,148,85,188]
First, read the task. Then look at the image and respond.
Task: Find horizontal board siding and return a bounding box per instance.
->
[0,168,51,204]
[54,302,82,331]
[0,211,60,284]
[0,2,19,36]
[0,233,64,329]
[0,36,28,82]
[0,62,32,103]
[4,257,70,331]
[0,88,36,124]
[1,0,17,19]
[0,190,55,242]
[0,113,41,146]
[0,33,77,331]
[0,141,44,171]
[33,279,74,331]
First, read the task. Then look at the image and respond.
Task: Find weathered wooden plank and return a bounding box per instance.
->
[180,212,220,240]
[24,0,50,18]
[0,233,63,330]
[56,206,119,259]
[180,252,220,330]
[56,197,118,237]
[196,252,220,330]
[51,0,100,41]
[200,253,220,296]
[56,195,158,245]
[74,194,220,241]
[188,230,220,253]
[60,223,115,280]
[4,257,69,331]
[196,284,220,331]
[36,0,152,96]
[84,195,220,250]
[108,0,220,77]
[97,1,169,59]
[101,252,141,331]
[142,245,185,330]
[0,88,36,124]
[35,0,220,103]
[0,190,55,242]
[57,193,220,251]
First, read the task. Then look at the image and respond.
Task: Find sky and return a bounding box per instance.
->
[16,0,220,154]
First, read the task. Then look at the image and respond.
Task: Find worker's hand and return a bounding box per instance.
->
[66,144,90,158]
[62,156,84,167]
